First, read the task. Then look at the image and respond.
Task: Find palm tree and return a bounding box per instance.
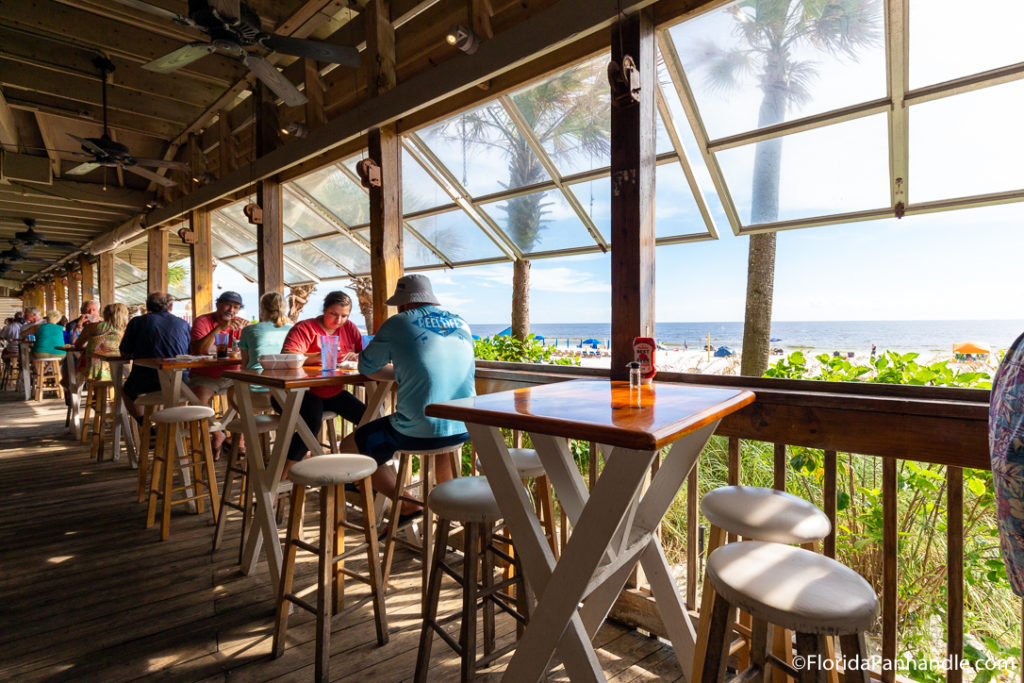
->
[438,59,610,339]
[696,0,879,375]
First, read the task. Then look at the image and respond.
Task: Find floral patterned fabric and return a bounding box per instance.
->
[990,330,1024,597]
[79,322,123,382]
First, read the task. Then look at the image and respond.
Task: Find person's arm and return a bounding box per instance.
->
[281,323,319,362]
[19,322,40,341]
[74,321,100,351]
[358,319,393,379]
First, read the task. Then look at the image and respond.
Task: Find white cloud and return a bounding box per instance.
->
[529,266,609,293]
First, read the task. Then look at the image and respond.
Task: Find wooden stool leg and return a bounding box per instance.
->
[694,524,728,683]
[33,361,42,401]
[422,454,436,611]
[749,617,770,683]
[795,633,826,683]
[161,423,178,541]
[200,420,219,522]
[146,422,167,529]
[90,388,105,461]
[415,516,452,683]
[316,484,336,683]
[381,454,412,588]
[326,418,338,452]
[273,485,306,658]
[460,521,479,682]
[80,385,93,443]
[213,436,243,552]
[536,475,558,559]
[54,362,63,400]
[838,632,870,683]
[188,423,204,516]
[359,479,388,645]
[481,521,495,656]
[333,484,346,614]
[136,407,155,502]
[701,592,737,683]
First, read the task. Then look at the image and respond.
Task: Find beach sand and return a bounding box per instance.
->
[555,347,995,377]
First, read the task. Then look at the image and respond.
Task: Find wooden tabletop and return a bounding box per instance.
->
[223,366,376,389]
[133,356,242,370]
[95,350,129,362]
[57,345,77,352]
[426,379,755,451]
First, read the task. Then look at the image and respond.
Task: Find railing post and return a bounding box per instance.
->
[773,442,786,491]
[882,457,898,682]
[947,465,963,683]
[823,450,837,559]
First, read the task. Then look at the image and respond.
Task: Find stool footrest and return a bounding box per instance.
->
[476,639,518,669]
[291,538,318,555]
[428,622,464,655]
[283,593,317,616]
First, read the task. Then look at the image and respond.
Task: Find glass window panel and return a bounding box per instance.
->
[655,161,714,238]
[282,199,339,238]
[715,114,889,225]
[284,242,348,279]
[282,258,315,284]
[218,199,256,231]
[305,234,371,274]
[480,189,598,254]
[510,57,611,177]
[340,153,363,177]
[404,229,445,269]
[910,80,1024,202]
[567,177,610,242]
[406,210,505,262]
[402,147,452,213]
[291,166,370,227]
[222,257,257,281]
[417,101,552,198]
[656,109,673,156]
[910,0,1024,88]
[668,0,886,141]
[211,235,237,259]
[211,212,257,253]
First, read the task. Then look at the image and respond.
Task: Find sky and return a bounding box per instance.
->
[207,0,1024,328]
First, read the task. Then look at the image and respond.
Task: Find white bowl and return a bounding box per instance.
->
[259,353,306,370]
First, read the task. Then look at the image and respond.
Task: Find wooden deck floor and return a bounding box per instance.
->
[0,390,682,682]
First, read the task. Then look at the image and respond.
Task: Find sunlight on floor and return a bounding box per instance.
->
[47,555,74,564]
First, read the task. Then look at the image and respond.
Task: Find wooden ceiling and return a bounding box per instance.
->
[1,0,716,291]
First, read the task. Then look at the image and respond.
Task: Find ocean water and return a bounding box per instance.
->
[469,320,1024,354]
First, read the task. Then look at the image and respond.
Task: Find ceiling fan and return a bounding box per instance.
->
[115,0,361,106]
[65,57,189,188]
[13,219,77,250]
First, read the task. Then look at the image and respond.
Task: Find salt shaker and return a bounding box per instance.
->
[628,361,641,388]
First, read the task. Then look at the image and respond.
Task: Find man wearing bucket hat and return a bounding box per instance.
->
[189,291,248,450]
[351,274,475,517]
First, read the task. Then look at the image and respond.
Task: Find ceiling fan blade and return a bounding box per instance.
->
[144,42,216,73]
[109,0,194,26]
[244,54,306,106]
[66,162,102,176]
[40,240,78,250]
[132,158,191,171]
[123,164,177,187]
[261,35,361,67]
[67,134,107,158]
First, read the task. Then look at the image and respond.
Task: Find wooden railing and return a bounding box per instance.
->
[474,361,1007,683]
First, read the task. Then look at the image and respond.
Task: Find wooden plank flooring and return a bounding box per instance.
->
[0,390,682,682]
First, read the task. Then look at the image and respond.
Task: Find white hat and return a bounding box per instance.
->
[385,274,440,307]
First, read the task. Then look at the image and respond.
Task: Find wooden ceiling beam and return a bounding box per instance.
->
[0,4,246,86]
[33,113,61,178]
[0,87,19,150]
[0,178,150,210]
[5,92,180,140]
[0,58,204,127]
[0,200,133,221]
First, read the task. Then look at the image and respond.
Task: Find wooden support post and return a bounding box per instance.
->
[609,9,656,380]
[256,85,284,296]
[80,254,95,303]
[218,114,236,177]
[98,252,114,308]
[54,276,66,318]
[68,269,80,319]
[366,0,402,332]
[44,280,55,313]
[148,228,168,294]
[304,58,326,130]
[190,209,213,316]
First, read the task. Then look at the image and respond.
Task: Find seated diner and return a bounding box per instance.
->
[119,292,190,419]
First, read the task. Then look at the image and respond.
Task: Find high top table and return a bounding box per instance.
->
[56,345,82,438]
[93,351,138,464]
[132,355,242,411]
[426,378,755,682]
[224,366,393,592]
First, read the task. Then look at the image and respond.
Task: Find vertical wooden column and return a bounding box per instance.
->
[68,269,81,318]
[190,209,213,316]
[80,254,95,303]
[147,228,169,294]
[54,275,66,318]
[609,10,656,381]
[366,0,402,332]
[256,85,284,296]
[44,280,55,313]
[98,252,115,307]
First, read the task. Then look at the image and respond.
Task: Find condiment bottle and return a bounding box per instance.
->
[633,336,656,384]
[628,361,641,388]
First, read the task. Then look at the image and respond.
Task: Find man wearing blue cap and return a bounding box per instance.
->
[189,291,247,451]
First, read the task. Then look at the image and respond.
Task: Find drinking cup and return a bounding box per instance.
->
[320,335,339,370]
[214,332,230,359]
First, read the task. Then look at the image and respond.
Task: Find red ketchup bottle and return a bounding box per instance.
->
[633,337,656,384]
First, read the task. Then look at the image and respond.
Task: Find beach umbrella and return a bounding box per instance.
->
[496,327,512,337]
[533,334,545,342]
[952,342,989,354]
[770,337,781,342]
[581,338,601,348]
[714,346,734,357]
[472,335,480,341]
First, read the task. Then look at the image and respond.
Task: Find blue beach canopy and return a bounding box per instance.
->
[770,337,782,342]
[533,335,545,342]
[581,338,601,348]
[496,327,512,337]
[714,346,734,357]
[472,335,480,341]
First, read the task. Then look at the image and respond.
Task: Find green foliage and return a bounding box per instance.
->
[765,350,992,388]
[473,334,579,366]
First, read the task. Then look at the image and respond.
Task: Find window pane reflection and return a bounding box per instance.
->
[480,189,597,254]
[292,166,370,227]
[407,210,505,262]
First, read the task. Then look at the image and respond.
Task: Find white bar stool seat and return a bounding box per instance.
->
[701,486,831,544]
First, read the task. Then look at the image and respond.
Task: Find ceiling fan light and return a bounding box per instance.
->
[281,122,309,138]
[446,24,479,54]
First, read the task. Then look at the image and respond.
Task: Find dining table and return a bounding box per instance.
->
[224,365,394,592]
[132,355,242,412]
[56,344,82,438]
[19,338,32,401]
[94,350,139,464]
[426,378,755,682]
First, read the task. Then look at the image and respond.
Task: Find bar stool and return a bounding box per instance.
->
[80,379,115,461]
[211,414,279,561]
[694,486,832,682]
[415,476,529,682]
[380,442,465,601]
[273,454,388,683]
[33,356,63,401]
[321,410,340,451]
[700,541,877,683]
[476,447,559,559]
[145,405,219,541]
[0,350,18,390]
[134,392,165,501]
